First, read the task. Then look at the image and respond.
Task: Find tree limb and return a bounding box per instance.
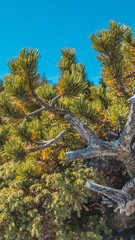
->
[118,95,135,148]
[65,142,118,162]
[123,71,135,81]
[27,88,135,178]
[31,91,49,108]
[24,107,47,117]
[115,78,130,98]
[25,92,72,117]
[51,94,61,107]
[65,115,98,144]
[28,127,72,153]
[65,115,118,162]
[85,180,131,204]
[122,178,135,198]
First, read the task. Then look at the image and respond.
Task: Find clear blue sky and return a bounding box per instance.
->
[0,0,135,85]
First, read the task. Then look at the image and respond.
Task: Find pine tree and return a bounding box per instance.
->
[57,48,88,96]
[0,47,107,240]
[0,21,135,240]
[90,20,135,98]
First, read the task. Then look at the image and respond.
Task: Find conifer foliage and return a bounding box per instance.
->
[90,20,135,98]
[57,48,88,96]
[0,21,135,240]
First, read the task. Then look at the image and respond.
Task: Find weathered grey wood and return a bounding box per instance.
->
[65,115,118,161]
[65,143,118,162]
[118,101,135,148]
[28,91,72,116]
[25,107,47,117]
[122,178,135,198]
[51,94,61,107]
[28,127,71,153]
[25,86,135,232]
[64,97,135,177]
[85,180,131,204]
[65,115,98,143]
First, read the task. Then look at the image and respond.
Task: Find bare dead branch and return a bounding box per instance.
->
[33,140,49,145]
[115,78,130,98]
[28,127,72,153]
[65,148,98,162]
[65,114,118,162]
[65,141,118,162]
[26,88,135,178]
[85,180,131,204]
[24,92,72,117]
[53,108,72,116]
[30,91,72,116]
[85,180,135,218]
[65,115,98,143]
[24,107,47,117]
[31,91,49,108]
[118,97,135,147]
[51,95,61,107]
[107,130,119,139]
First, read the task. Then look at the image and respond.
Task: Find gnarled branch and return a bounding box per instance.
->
[65,143,118,162]
[28,127,72,153]
[25,91,72,117]
[123,71,135,81]
[85,180,131,205]
[31,91,72,115]
[31,91,49,108]
[51,94,61,107]
[25,107,47,117]
[118,97,135,148]
[65,115,98,144]
[64,88,135,177]
[25,87,135,178]
[65,115,118,162]
[122,178,135,198]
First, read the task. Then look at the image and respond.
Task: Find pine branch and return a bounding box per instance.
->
[51,94,61,107]
[29,91,72,116]
[65,115,98,143]
[65,115,118,162]
[24,107,47,117]
[123,71,135,81]
[25,92,72,117]
[28,127,72,153]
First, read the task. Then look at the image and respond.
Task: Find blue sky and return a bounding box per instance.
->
[0,0,135,85]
